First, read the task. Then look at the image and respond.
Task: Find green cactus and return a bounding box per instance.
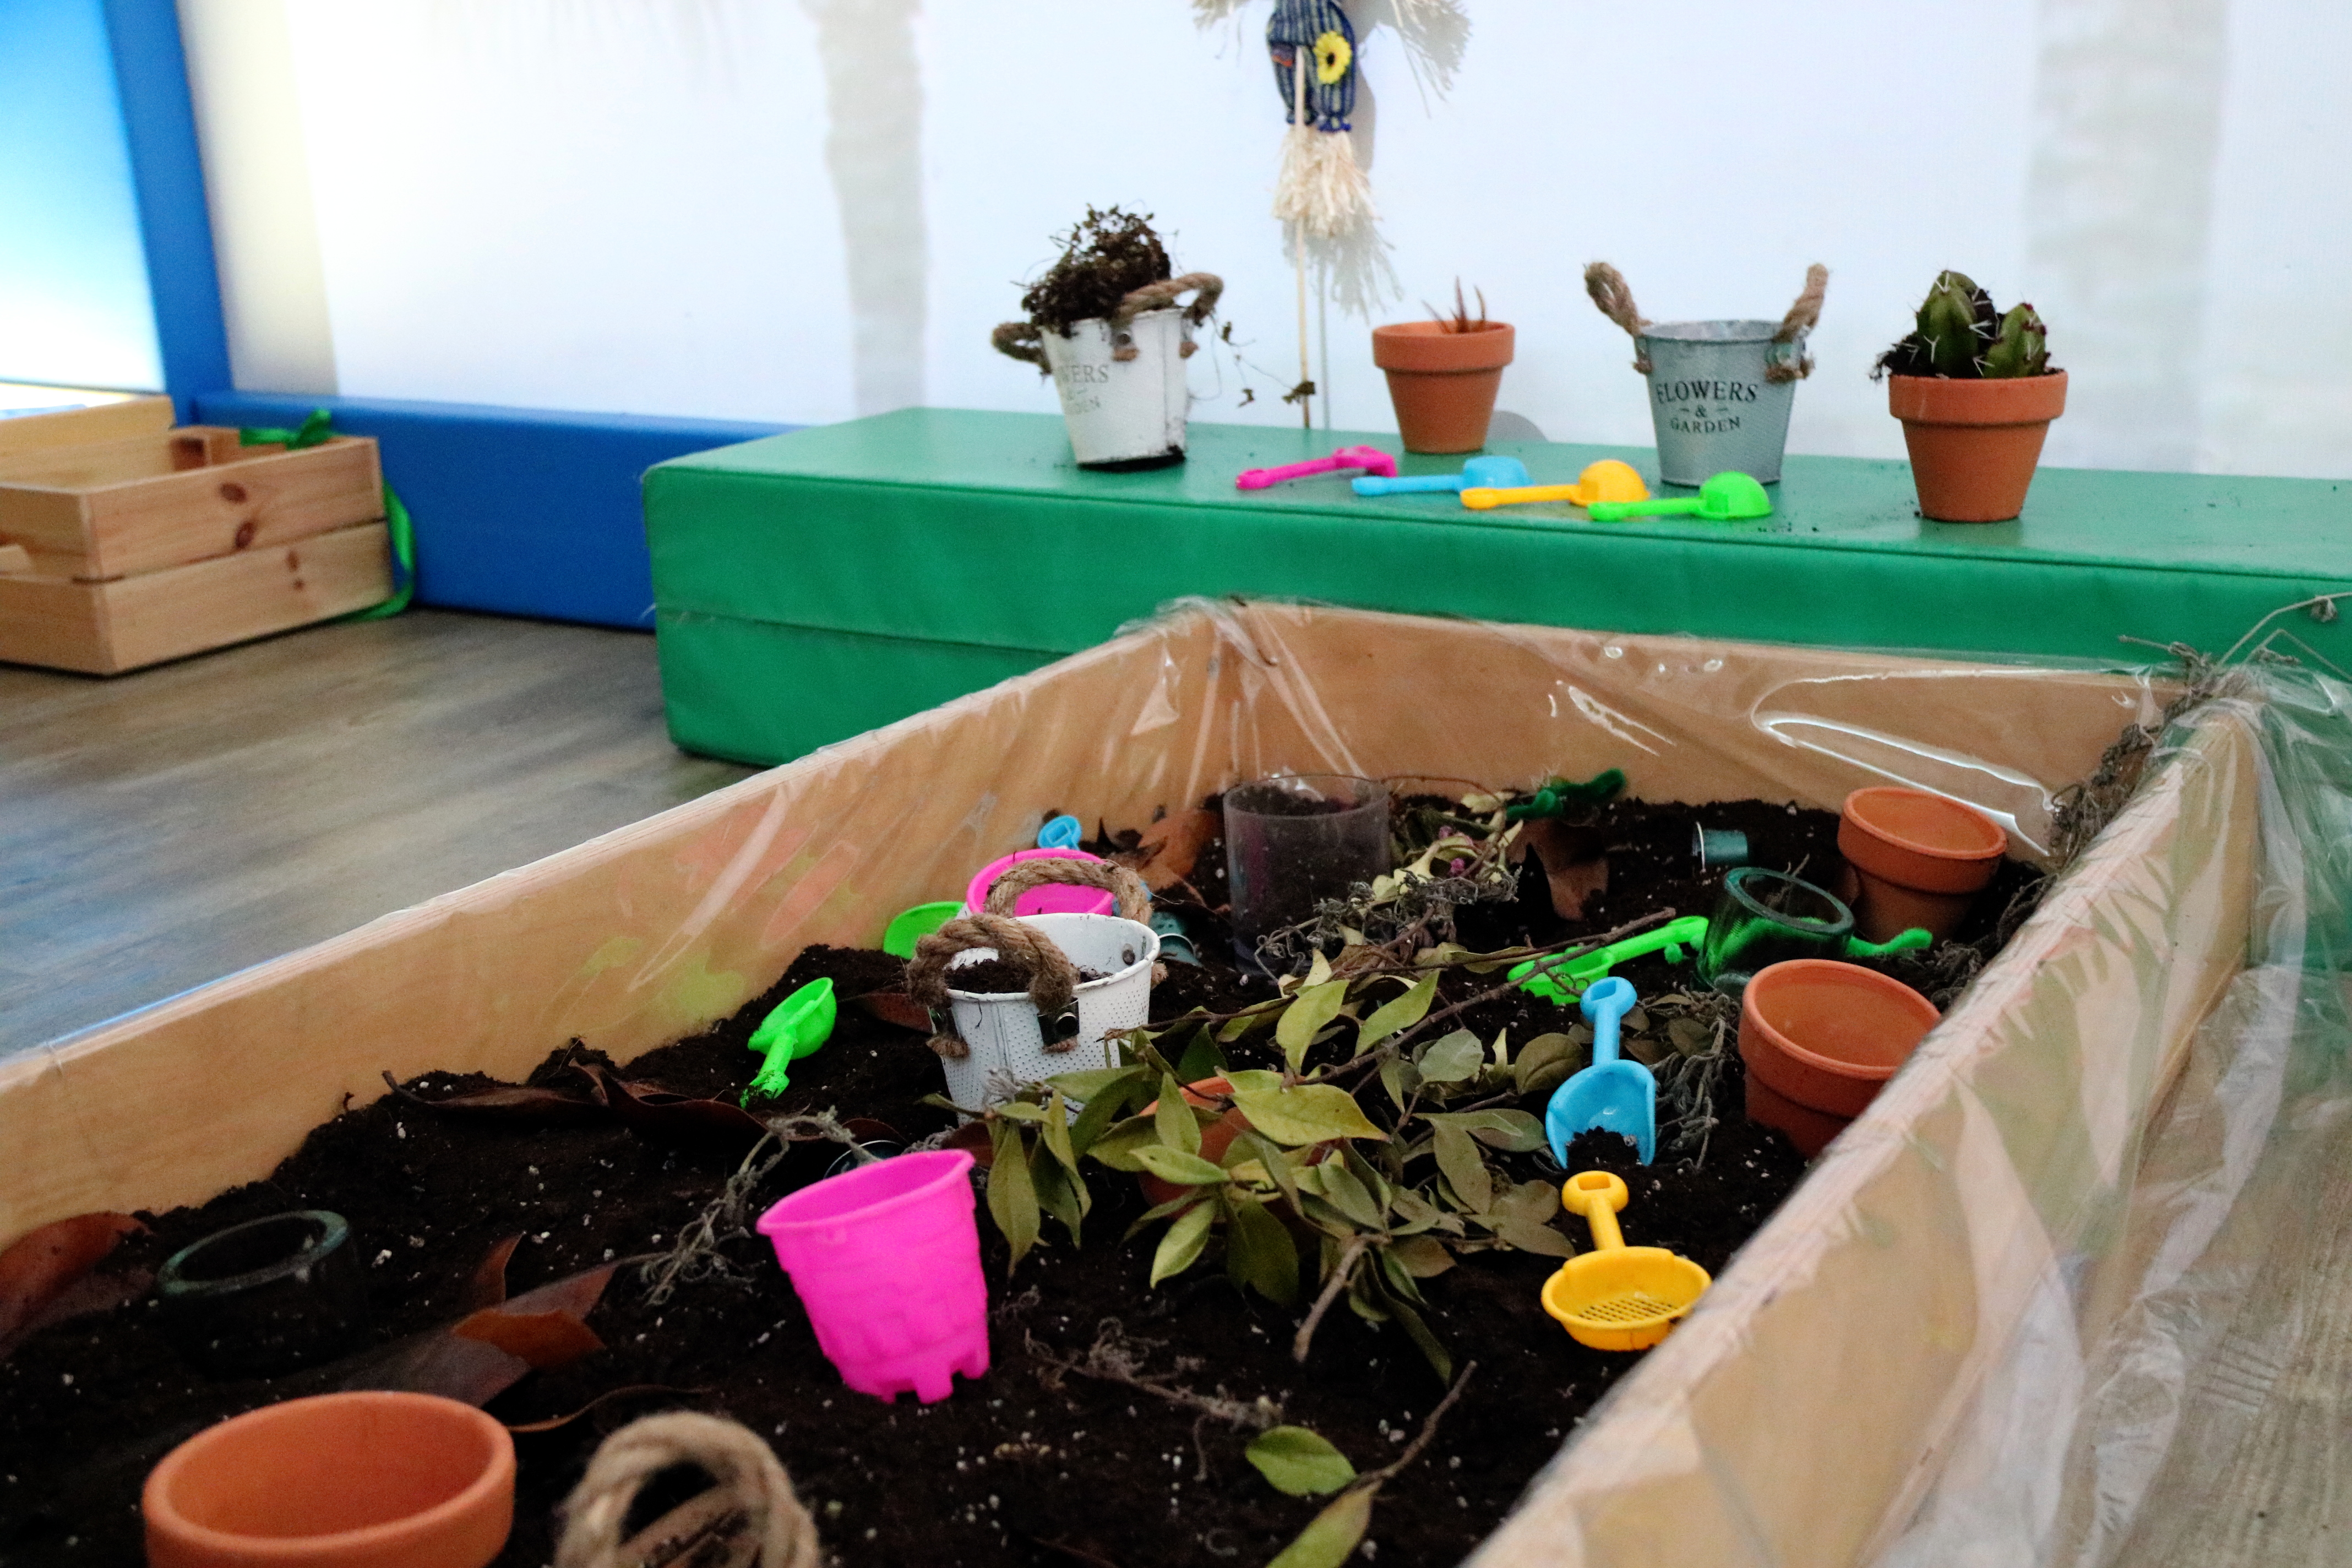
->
[1877,271,2054,380]
[1981,303,2049,378]
[1917,271,1986,377]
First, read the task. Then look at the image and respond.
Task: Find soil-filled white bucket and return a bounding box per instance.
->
[939,913,1159,1112]
[1038,309,1193,470]
[1637,320,1804,486]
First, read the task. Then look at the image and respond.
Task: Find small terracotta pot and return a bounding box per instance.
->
[1139,1077,1252,1207]
[1371,321,1514,454]
[1888,371,2067,522]
[1837,786,2008,943]
[1739,960,1940,1157]
[144,1391,515,1568]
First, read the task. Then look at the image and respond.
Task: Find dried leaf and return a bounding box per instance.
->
[1414,1030,1485,1085]
[1379,1056,1420,1110]
[1266,1487,1375,1568]
[1120,809,1218,890]
[1667,1017,1717,1058]
[1624,1031,1672,1068]
[852,990,934,1032]
[1150,1201,1215,1286]
[1231,1085,1386,1146]
[382,1071,603,1124]
[1513,1033,1586,1097]
[0,1212,144,1354]
[1431,1123,1493,1213]
[1355,976,1436,1055]
[1130,1146,1228,1186]
[987,1120,1042,1269]
[1316,1163,1385,1229]
[503,1384,705,1434]
[1389,1234,1456,1278]
[1154,1073,1201,1156]
[1490,1218,1577,1258]
[462,1234,523,1313]
[1518,819,1610,920]
[451,1307,605,1369]
[1424,1109,1545,1153]
[1276,980,1350,1075]
[1245,1426,1357,1496]
[1224,1196,1300,1308]
[351,1330,533,1406]
[576,1063,767,1140]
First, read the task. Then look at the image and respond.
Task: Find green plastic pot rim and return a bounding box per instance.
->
[1719,867,1852,938]
[158,1211,350,1302]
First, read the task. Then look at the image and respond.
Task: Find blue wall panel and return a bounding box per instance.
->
[0,0,164,390]
[196,391,791,629]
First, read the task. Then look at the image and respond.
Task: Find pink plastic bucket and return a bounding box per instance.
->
[964,847,1114,918]
[754,1150,988,1403]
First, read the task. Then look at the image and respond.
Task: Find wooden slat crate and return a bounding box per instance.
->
[0,399,391,674]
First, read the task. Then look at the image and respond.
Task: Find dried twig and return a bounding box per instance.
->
[1028,1320,1282,1431]
[1292,1236,1371,1363]
[1358,1361,1476,1489]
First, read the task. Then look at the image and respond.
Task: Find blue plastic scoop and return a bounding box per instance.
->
[1352,455,1529,497]
[1544,976,1656,1165]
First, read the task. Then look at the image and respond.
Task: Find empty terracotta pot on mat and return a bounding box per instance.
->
[1837,786,2008,943]
[144,1391,515,1568]
[1371,321,1515,453]
[1739,960,1940,1157]
[1888,371,2068,522]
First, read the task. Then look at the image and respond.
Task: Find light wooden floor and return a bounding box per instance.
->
[0,609,756,1057]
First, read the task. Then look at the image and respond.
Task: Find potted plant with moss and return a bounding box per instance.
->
[1372,282,1514,454]
[1877,271,2066,522]
[992,207,1222,471]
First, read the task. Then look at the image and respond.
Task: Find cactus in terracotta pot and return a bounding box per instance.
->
[1879,270,2066,522]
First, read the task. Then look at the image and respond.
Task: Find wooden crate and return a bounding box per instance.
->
[0,399,391,674]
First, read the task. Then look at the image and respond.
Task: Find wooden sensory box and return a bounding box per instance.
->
[0,396,390,674]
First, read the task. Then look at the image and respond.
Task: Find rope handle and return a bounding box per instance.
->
[554,1411,819,1568]
[991,320,1046,368]
[1763,263,1830,383]
[980,857,1153,924]
[1582,262,1654,375]
[1112,271,1224,330]
[906,914,1084,1059]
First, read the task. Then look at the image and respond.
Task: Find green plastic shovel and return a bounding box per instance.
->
[1587,471,1772,523]
[742,978,836,1104]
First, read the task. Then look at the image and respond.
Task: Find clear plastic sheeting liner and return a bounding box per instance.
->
[1858,664,2352,1568]
[0,598,2230,1559]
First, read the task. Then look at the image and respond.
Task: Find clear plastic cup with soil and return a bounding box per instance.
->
[1222,774,1393,965]
[156,1210,369,1378]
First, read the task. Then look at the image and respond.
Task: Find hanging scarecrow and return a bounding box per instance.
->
[1267,0,1375,244]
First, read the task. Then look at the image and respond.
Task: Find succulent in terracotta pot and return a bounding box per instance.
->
[1372,282,1513,455]
[1877,270,2067,522]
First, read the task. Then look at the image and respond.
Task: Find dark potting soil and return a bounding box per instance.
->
[0,796,2030,1568]
[1020,207,1172,336]
[949,959,1113,995]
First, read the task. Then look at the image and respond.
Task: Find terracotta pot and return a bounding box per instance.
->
[144,1391,515,1568]
[1139,1076,1252,1207]
[1739,960,1940,1157]
[1888,371,2067,522]
[1371,321,1514,454]
[1837,786,2007,943]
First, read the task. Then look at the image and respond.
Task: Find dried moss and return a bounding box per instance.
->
[1020,206,1173,335]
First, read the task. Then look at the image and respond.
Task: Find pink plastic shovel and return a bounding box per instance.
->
[1235,445,1397,490]
[755,1150,989,1403]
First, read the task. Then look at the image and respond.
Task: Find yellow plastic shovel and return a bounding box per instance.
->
[1460,459,1649,511]
[1539,1170,1711,1351]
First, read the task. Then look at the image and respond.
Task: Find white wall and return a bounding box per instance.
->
[181,0,2352,477]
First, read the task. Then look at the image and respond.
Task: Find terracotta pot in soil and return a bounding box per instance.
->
[1371,320,1515,454]
[1837,786,2008,943]
[1888,371,2067,522]
[1739,959,1941,1158]
[144,1390,515,1568]
[1139,1076,1254,1207]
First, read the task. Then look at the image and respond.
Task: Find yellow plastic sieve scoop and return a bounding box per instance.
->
[1539,1170,1711,1352]
[1460,459,1649,511]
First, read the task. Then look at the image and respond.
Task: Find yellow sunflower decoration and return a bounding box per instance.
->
[1313,29,1351,85]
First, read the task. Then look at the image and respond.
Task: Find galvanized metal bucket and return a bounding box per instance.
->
[1038,309,1193,470]
[1635,320,1806,487]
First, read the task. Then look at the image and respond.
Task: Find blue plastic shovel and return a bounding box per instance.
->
[1544,976,1656,1165]
[1352,455,1530,497]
